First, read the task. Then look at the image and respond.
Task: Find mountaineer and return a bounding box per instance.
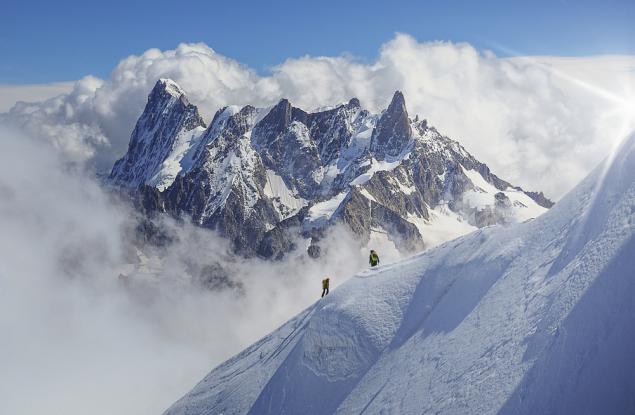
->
[369,250,380,267]
[321,277,330,297]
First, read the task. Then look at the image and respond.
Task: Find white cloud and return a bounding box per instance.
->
[0,126,370,415]
[2,35,634,197]
[0,81,74,112]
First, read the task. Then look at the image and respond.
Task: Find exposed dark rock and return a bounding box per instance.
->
[525,190,555,208]
[495,192,512,208]
[306,99,362,164]
[370,91,412,159]
[197,263,244,294]
[307,243,321,259]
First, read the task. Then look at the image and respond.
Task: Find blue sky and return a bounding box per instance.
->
[1,0,634,84]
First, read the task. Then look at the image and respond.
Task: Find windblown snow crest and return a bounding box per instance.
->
[164,132,635,414]
[110,79,552,258]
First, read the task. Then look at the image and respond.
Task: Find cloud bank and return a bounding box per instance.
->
[0,81,74,112]
[3,35,634,198]
[0,127,372,415]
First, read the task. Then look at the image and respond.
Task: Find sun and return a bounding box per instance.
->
[604,87,635,138]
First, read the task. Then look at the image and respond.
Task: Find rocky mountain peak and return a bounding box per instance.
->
[348,97,361,108]
[251,99,310,149]
[226,105,259,137]
[155,78,186,98]
[371,90,412,159]
[250,99,294,149]
[109,78,206,189]
[142,78,203,126]
[266,98,293,128]
[388,90,406,111]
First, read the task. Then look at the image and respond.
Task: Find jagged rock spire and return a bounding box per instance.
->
[371,91,413,159]
[348,97,361,108]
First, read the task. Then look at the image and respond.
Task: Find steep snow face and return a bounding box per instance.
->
[109,79,206,190]
[147,125,206,191]
[197,131,264,219]
[164,132,635,415]
[263,169,307,220]
[304,191,349,228]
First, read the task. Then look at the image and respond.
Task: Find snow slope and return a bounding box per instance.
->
[165,132,634,414]
[164,132,635,414]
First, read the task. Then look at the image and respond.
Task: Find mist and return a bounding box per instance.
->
[0,126,378,414]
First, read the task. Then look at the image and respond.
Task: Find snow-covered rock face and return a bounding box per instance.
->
[163,133,635,415]
[307,98,364,165]
[111,81,552,258]
[252,99,324,198]
[109,79,206,190]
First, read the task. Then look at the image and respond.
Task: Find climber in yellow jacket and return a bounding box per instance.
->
[321,277,330,297]
[369,250,380,267]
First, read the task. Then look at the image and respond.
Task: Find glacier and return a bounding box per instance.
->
[164,131,635,414]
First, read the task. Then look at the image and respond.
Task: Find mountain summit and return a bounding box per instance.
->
[163,132,635,414]
[110,79,552,258]
[371,91,412,158]
[110,79,206,191]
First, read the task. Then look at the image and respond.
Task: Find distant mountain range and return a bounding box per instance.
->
[110,79,552,258]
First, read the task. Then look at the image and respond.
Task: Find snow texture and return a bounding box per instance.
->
[263,169,307,220]
[164,132,635,415]
[349,153,410,186]
[407,203,477,249]
[305,191,349,228]
[461,166,547,222]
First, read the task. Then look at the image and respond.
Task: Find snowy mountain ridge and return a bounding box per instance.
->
[163,132,635,414]
[110,79,552,258]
